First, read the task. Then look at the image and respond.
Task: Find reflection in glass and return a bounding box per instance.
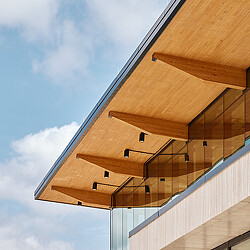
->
[132,178,145,228]
[111,208,122,250]
[205,97,223,126]
[245,91,250,141]
[111,89,250,250]
[224,95,245,158]
[189,113,204,140]
[224,89,243,110]
[172,141,187,196]
[232,237,250,249]
[187,140,204,186]
[205,115,223,169]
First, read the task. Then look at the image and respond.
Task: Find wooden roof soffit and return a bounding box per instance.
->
[76,154,144,178]
[51,185,111,207]
[108,111,188,141]
[152,53,246,90]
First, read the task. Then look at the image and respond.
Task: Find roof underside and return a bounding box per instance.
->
[35,0,250,209]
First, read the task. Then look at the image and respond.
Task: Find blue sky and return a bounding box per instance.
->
[0,1,166,249]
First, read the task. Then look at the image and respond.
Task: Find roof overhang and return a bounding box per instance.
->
[34,0,250,209]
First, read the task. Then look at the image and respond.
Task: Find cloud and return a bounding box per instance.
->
[0,122,109,249]
[32,21,93,85]
[85,0,167,54]
[0,0,167,85]
[0,122,79,202]
[0,0,93,85]
[0,221,74,250]
[0,0,60,41]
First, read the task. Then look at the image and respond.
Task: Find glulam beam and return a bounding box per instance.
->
[76,154,144,178]
[51,186,111,207]
[109,111,188,141]
[152,53,246,90]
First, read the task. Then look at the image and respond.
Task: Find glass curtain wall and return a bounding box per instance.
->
[213,230,250,250]
[232,238,250,249]
[111,89,250,250]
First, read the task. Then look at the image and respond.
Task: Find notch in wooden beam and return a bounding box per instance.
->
[76,154,144,178]
[109,111,188,141]
[51,185,111,207]
[152,53,246,90]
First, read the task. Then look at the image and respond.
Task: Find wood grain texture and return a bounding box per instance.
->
[109,111,188,141]
[153,53,246,90]
[129,151,250,250]
[76,154,144,177]
[52,185,111,207]
[38,0,250,209]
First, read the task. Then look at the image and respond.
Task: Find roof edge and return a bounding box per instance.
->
[34,0,187,200]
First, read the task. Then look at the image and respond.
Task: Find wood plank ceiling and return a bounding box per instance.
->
[36,0,250,209]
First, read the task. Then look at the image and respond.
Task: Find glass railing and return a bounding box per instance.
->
[111,88,250,250]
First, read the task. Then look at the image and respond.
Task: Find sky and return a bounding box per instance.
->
[0,1,167,249]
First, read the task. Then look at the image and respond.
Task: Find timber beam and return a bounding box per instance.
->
[51,185,111,207]
[152,53,246,90]
[76,154,144,178]
[109,111,188,141]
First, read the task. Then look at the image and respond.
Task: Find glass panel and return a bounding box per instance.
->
[172,141,187,196]
[122,208,132,250]
[147,177,159,206]
[232,237,250,249]
[187,139,204,186]
[205,97,223,126]
[114,187,123,208]
[132,178,145,228]
[114,178,133,208]
[189,114,204,140]
[133,207,145,229]
[132,178,144,208]
[111,208,122,250]
[146,156,159,208]
[205,114,223,170]
[245,90,250,141]
[224,95,245,159]
[123,180,134,208]
[147,150,159,177]
[158,145,173,207]
[224,89,243,110]
[145,177,159,219]
[204,95,224,171]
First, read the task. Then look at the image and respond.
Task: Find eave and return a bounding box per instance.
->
[34,0,250,209]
